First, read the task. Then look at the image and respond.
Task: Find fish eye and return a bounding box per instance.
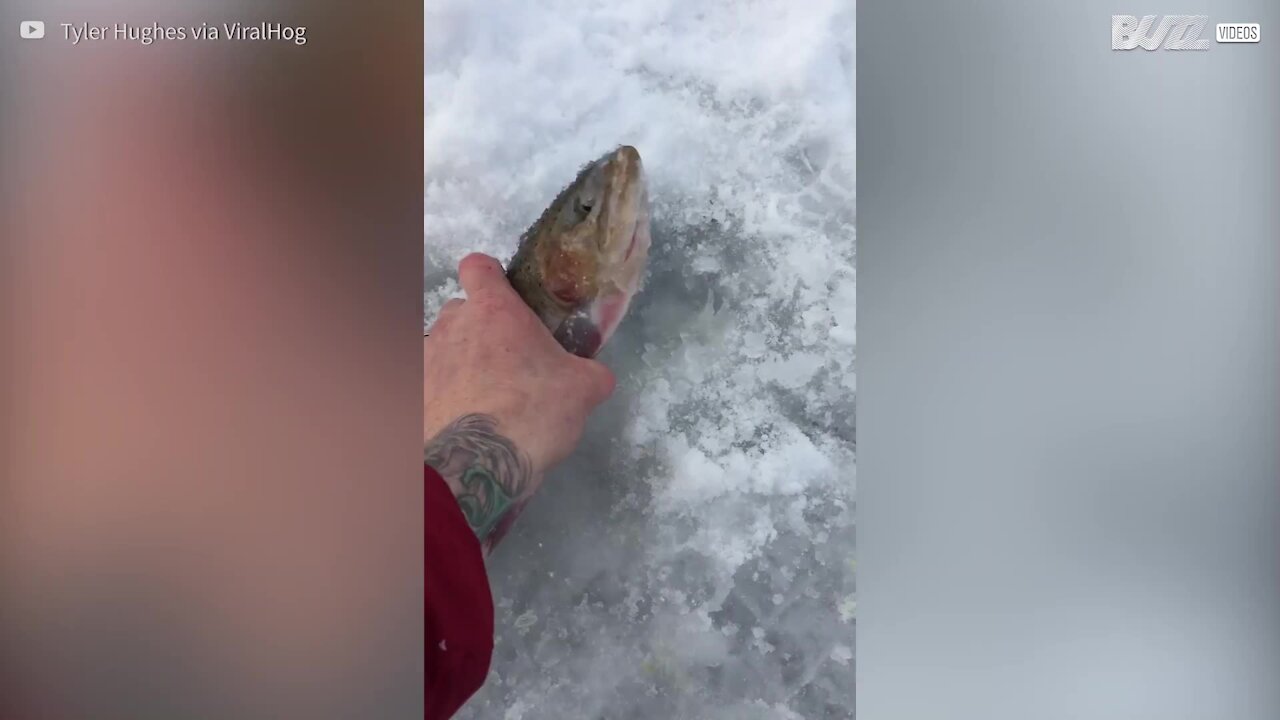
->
[574,196,593,219]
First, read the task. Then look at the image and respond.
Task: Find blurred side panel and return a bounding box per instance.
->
[858,1,1279,718]
[1,1,423,718]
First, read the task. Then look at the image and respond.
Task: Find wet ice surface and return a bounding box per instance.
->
[426,1,855,717]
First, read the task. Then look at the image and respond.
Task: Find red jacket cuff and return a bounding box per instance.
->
[424,464,494,719]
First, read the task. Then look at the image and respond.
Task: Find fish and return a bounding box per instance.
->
[507,145,652,358]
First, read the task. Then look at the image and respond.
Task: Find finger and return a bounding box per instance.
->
[426,298,465,334]
[457,253,515,302]
[438,297,465,319]
[574,357,617,406]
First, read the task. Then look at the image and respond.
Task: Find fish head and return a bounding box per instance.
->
[530,145,651,357]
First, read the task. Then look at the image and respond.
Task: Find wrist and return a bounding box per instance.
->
[424,413,540,554]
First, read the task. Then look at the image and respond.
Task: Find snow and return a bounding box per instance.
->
[426,0,854,716]
[830,644,853,666]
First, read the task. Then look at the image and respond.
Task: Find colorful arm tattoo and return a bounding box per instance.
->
[425,413,535,554]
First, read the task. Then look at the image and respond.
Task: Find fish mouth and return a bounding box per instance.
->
[604,149,645,254]
[623,221,639,262]
[615,160,649,265]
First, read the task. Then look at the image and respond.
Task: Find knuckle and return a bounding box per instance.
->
[580,359,615,394]
[467,293,503,316]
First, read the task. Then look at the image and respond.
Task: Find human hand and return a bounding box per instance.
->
[424,253,616,550]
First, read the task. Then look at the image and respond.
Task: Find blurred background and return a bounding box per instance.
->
[2,1,424,717]
[859,2,1279,719]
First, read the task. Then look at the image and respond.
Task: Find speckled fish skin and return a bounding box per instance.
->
[507,145,652,358]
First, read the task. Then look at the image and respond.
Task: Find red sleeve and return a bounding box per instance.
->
[425,464,494,719]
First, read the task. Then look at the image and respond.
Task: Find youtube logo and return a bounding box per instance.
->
[20,20,45,39]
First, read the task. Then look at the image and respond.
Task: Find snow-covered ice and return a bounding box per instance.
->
[426,1,855,716]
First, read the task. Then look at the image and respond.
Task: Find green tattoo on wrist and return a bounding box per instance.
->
[425,413,534,553]
[456,465,517,539]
